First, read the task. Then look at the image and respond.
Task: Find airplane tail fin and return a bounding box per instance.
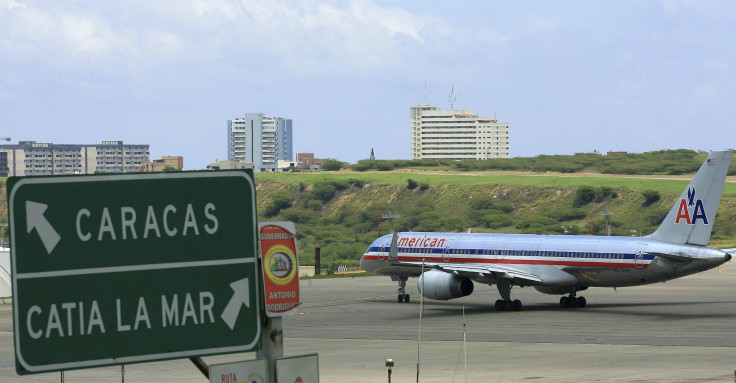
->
[649,150,732,246]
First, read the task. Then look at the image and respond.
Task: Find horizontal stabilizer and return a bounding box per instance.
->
[650,251,694,263]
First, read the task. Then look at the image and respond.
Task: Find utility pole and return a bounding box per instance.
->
[598,210,615,236]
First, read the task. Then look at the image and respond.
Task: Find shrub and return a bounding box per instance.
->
[280,208,319,224]
[321,159,345,171]
[311,182,337,202]
[376,162,395,171]
[407,178,418,189]
[573,186,597,207]
[642,190,661,207]
[265,193,292,217]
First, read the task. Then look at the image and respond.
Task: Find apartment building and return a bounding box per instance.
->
[0,140,149,176]
[140,156,184,172]
[228,113,293,172]
[410,105,509,160]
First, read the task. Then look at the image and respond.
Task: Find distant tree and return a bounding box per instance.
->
[162,166,181,172]
[321,159,344,171]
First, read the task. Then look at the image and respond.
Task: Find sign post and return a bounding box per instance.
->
[9,171,261,374]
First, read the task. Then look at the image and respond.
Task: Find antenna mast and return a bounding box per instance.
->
[449,85,456,110]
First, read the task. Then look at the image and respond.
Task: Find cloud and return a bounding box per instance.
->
[1,0,450,79]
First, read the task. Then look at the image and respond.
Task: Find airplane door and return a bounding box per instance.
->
[378,242,388,261]
[443,245,451,263]
[635,251,644,269]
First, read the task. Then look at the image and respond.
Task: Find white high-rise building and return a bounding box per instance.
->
[228,113,292,172]
[410,105,509,160]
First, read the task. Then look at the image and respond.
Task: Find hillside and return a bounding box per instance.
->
[256,170,736,268]
[1,150,734,270]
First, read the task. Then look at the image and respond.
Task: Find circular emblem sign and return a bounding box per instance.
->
[264,244,296,285]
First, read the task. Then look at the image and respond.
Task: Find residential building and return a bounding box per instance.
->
[0,140,149,176]
[140,156,184,172]
[296,153,327,169]
[410,105,509,160]
[228,113,293,172]
[206,159,254,171]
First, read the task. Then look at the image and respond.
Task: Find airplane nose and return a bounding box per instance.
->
[725,253,732,262]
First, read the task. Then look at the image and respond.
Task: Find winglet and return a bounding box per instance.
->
[649,150,732,246]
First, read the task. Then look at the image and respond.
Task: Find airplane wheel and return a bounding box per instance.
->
[559,297,568,308]
[495,299,505,311]
[398,294,404,303]
[569,297,579,308]
[404,294,410,303]
[504,300,514,311]
[513,299,522,311]
[577,296,586,308]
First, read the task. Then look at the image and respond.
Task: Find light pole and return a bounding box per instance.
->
[386,358,394,383]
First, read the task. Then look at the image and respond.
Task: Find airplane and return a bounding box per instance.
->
[360,150,734,311]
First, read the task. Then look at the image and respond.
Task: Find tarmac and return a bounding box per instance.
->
[2,266,736,382]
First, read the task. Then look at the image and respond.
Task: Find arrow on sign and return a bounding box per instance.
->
[221,278,250,330]
[26,201,61,254]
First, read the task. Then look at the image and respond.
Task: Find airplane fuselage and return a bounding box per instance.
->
[361,232,731,289]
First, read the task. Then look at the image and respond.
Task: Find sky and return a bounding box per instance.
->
[1,0,735,169]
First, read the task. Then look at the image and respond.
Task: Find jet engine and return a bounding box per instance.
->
[417,270,474,300]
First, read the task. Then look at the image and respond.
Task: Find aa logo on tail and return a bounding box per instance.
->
[675,187,708,225]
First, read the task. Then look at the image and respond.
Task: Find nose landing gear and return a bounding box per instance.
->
[395,275,410,303]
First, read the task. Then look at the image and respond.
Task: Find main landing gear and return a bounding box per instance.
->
[494,279,522,311]
[559,287,586,308]
[395,275,410,303]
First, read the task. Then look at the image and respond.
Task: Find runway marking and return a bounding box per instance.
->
[684,376,731,382]
[717,266,735,273]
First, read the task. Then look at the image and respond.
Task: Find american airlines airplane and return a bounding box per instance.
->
[360,150,733,311]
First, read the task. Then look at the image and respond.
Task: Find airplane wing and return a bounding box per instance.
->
[402,261,543,283]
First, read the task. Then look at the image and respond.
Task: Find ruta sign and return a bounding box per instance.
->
[259,222,300,317]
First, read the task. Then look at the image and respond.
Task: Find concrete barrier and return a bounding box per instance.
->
[0,250,11,297]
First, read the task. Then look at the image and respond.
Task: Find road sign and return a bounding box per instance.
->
[259,222,300,317]
[209,358,268,383]
[9,171,261,374]
[276,354,319,383]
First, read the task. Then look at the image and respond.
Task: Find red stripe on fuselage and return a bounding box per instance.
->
[360,254,650,269]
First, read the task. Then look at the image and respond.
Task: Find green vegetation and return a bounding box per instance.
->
[320,159,345,171]
[1,150,735,268]
[348,149,736,176]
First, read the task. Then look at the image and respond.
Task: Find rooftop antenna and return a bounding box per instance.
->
[449,85,456,110]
